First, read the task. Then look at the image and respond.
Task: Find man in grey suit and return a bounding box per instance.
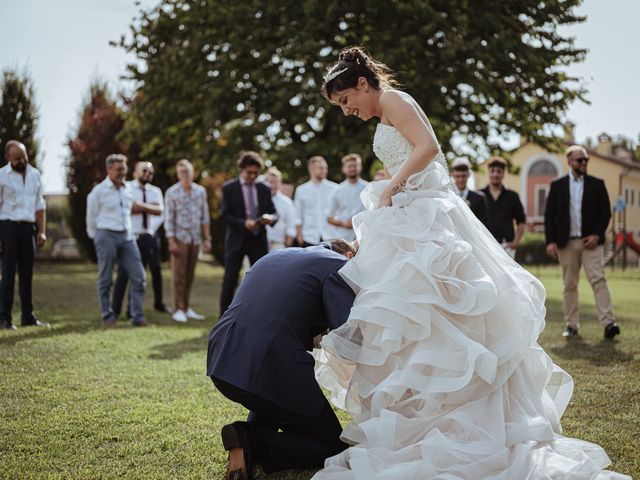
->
[207,240,356,480]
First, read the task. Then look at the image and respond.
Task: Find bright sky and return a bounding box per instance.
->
[1,0,638,193]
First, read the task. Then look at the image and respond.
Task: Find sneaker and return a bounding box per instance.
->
[186,308,205,320]
[562,325,578,338]
[172,309,188,323]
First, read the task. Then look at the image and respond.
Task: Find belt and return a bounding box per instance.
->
[0,219,35,225]
[569,236,582,239]
[136,233,154,238]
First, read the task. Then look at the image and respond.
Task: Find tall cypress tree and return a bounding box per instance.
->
[66,81,127,261]
[0,68,40,166]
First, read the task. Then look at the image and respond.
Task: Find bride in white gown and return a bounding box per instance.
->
[312,46,630,479]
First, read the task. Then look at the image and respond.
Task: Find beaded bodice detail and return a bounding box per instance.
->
[373,123,448,177]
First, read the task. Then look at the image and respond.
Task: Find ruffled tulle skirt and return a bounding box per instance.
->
[313,162,629,479]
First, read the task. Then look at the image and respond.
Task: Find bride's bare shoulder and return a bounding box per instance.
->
[379,90,421,122]
[379,89,413,106]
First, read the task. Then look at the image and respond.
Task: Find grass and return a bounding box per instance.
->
[0,262,638,479]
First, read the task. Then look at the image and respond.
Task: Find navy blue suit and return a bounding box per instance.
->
[207,245,355,472]
[220,178,277,317]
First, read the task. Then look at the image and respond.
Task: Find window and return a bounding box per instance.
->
[529,160,558,176]
[535,184,550,217]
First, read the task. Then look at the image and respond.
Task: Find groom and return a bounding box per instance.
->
[207,239,356,480]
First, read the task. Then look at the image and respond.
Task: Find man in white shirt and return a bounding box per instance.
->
[0,141,48,330]
[450,158,488,226]
[86,154,161,327]
[294,156,338,246]
[327,153,368,242]
[266,167,296,250]
[544,145,618,339]
[112,161,168,318]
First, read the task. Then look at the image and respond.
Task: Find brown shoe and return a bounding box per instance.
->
[132,318,149,327]
[103,318,118,328]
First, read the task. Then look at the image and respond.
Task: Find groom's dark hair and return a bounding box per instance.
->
[328,238,357,256]
[237,151,264,170]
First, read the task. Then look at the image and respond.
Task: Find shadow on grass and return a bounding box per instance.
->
[0,322,97,347]
[550,337,633,365]
[148,331,210,360]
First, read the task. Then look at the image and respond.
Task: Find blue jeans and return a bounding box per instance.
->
[94,230,145,323]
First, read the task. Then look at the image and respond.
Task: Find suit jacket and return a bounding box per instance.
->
[467,190,489,226]
[207,245,355,416]
[544,174,611,248]
[221,178,277,255]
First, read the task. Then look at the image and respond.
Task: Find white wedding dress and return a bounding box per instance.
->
[312,123,630,479]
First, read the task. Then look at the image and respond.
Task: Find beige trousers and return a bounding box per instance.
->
[170,240,200,312]
[557,239,614,328]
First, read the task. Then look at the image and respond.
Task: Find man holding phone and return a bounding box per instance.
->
[219,151,277,317]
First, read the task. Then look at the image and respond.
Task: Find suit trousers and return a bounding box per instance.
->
[170,240,199,312]
[557,239,614,328]
[112,234,164,316]
[220,235,268,317]
[0,220,37,324]
[213,378,347,473]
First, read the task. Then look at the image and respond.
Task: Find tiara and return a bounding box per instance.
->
[324,67,348,83]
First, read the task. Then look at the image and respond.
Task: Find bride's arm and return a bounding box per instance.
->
[378,91,440,207]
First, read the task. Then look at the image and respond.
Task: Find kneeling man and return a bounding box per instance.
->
[207,239,356,479]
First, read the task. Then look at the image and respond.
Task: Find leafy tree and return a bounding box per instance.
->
[119,0,587,182]
[0,68,40,167]
[66,82,127,261]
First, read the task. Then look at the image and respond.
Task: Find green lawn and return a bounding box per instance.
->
[1,262,638,479]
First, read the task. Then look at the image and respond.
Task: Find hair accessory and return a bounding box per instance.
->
[324,67,348,83]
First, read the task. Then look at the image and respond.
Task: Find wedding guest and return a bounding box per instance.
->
[373,168,387,181]
[112,161,168,318]
[165,159,211,323]
[281,180,295,199]
[86,154,161,327]
[327,153,367,241]
[0,140,48,330]
[450,158,488,226]
[219,151,276,317]
[544,145,619,339]
[480,156,526,259]
[266,167,296,251]
[294,156,337,246]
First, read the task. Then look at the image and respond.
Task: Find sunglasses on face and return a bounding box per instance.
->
[142,169,155,174]
[573,157,588,164]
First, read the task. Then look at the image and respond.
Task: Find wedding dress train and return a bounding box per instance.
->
[312,123,630,479]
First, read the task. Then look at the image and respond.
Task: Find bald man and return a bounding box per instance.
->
[0,141,48,329]
[112,161,168,318]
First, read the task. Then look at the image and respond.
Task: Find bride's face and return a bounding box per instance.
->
[330,78,375,121]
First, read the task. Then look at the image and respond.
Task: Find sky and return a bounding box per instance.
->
[0,0,639,193]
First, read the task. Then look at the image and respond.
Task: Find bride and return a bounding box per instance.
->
[312,46,629,479]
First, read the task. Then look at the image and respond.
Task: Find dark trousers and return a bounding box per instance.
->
[0,220,37,325]
[213,378,347,473]
[112,234,164,316]
[219,235,268,317]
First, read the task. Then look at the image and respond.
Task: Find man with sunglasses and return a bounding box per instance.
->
[112,161,168,318]
[544,145,619,339]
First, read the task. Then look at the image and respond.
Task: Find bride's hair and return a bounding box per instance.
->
[322,46,399,99]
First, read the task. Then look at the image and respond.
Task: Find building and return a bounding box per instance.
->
[473,130,640,240]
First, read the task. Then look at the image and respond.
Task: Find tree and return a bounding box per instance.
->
[0,68,40,166]
[66,82,127,261]
[119,0,587,182]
